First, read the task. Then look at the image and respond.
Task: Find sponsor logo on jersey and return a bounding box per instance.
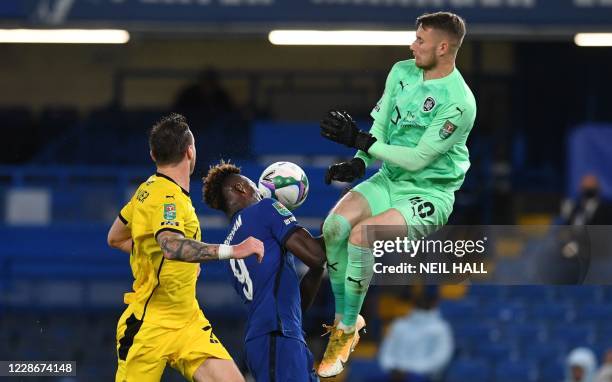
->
[284,216,297,225]
[164,203,176,220]
[423,96,436,112]
[225,215,242,245]
[272,201,292,216]
[439,120,457,139]
[160,221,180,227]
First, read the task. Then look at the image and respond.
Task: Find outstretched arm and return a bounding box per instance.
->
[285,228,326,313]
[107,216,133,254]
[367,140,441,172]
[156,230,264,263]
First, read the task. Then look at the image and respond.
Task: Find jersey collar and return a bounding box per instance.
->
[155,172,190,196]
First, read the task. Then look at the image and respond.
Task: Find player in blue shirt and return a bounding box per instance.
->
[202,161,326,382]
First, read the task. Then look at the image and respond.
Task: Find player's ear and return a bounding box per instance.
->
[437,40,448,56]
[186,145,194,160]
[234,182,246,194]
[149,150,156,162]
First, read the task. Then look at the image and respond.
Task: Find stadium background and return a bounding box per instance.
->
[1,1,612,381]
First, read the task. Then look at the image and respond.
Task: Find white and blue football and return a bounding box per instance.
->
[258,162,309,210]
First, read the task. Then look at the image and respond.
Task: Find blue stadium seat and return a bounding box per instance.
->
[539,361,564,382]
[501,323,547,344]
[445,358,492,382]
[345,358,386,382]
[554,286,603,303]
[252,121,354,156]
[495,360,537,382]
[574,303,612,322]
[598,325,612,348]
[467,285,504,301]
[507,286,554,302]
[520,341,565,365]
[482,302,527,323]
[530,302,574,322]
[452,323,496,348]
[439,299,479,323]
[473,341,516,363]
[551,324,596,348]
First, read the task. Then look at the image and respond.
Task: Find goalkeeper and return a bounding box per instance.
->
[317,11,477,378]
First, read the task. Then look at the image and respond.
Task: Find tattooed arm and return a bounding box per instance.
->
[156,230,264,263]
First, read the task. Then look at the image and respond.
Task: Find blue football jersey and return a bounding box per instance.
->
[224,198,304,342]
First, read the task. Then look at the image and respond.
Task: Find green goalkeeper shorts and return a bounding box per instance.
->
[352,171,453,240]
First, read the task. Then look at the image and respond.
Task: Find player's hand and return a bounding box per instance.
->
[232,237,264,263]
[320,110,377,152]
[325,158,365,185]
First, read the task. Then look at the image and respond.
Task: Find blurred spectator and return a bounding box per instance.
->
[173,68,252,165]
[596,349,612,382]
[173,67,235,117]
[566,347,597,382]
[539,174,612,284]
[375,289,454,382]
[561,174,612,226]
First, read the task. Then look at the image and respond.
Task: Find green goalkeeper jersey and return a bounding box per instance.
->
[357,59,476,197]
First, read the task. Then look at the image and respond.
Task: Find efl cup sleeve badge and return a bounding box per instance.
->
[439,120,457,139]
[164,203,177,220]
[272,201,292,217]
[423,96,436,112]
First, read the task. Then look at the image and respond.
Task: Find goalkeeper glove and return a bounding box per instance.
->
[325,158,366,185]
[320,110,376,153]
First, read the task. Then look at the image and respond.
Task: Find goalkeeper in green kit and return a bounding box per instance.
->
[317,11,476,378]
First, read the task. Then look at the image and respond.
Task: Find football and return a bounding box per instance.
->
[258,162,309,210]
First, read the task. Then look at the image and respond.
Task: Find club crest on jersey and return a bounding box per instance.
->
[272,201,292,217]
[164,203,176,220]
[439,120,457,139]
[423,96,436,112]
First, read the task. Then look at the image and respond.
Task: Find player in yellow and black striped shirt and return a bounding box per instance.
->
[107,113,264,382]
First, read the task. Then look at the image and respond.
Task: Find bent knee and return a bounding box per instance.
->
[349,224,366,246]
[322,214,351,244]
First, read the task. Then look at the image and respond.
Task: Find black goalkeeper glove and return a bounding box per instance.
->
[325,158,366,185]
[320,110,377,153]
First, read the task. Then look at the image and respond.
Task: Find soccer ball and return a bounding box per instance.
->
[258,162,309,210]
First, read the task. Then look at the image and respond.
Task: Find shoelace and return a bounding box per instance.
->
[320,323,335,337]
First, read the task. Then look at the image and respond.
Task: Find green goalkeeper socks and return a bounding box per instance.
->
[322,213,351,317]
[342,242,374,328]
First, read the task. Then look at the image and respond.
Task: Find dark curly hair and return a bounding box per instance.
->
[202,160,241,211]
[149,113,192,166]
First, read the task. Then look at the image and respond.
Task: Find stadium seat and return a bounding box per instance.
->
[507,286,554,302]
[482,302,527,323]
[445,358,492,382]
[473,341,516,363]
[345,358,386,382]
[252,121,354,156]
[551,324,596,349]
[530,302,574,322]
[439,298,479,323]
[520,341,565,365]
[554,286,603,303]
[452,323,496,349]
[467,285,504,301]
[501,322,547,344]
[574,303,612,322]
[539,361,564,382]
[495,360,537,382]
